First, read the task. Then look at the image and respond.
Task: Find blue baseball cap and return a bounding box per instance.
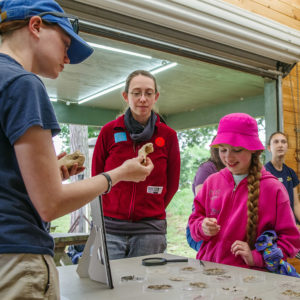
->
[0,0,93,64]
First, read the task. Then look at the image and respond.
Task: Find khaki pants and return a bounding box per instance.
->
[0,254,60,300]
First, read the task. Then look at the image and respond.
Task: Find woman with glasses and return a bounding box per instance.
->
[0,1,153,298]
[92,70,180,259]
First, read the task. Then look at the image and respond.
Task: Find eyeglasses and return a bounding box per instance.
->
[129,91,155,99]
[37,11,79,34]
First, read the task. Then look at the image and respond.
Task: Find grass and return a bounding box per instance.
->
[166,188,196,258]
[51,214,71,233]
[51,188,197,258]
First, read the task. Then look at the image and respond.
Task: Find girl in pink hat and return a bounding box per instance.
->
[189,113,300,271]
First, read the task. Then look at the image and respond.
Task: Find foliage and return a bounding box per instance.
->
[177,125,217,189]
[179,146,209,189]
[256,117,266,164]
[58,124,70,153]
[88,126,101,138]
[167,187,194,216]
[166,188,197,258]
[58,124,101,153]
[51,214,71,233]
[166,213,196,258]
[177,125,218,150]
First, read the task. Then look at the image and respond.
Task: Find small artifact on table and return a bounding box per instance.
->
[243,297,262,300]
[216,275,231,281]
[189,282,207,289]
[147,284,172,290]
[169,276,187,282]
[138,143,154,165]
[282,289,300,298]
[243,275,256,283]
[181,266,197,271]
[121,275,143,282]
[203,268,226,275]
[121,275,134,281]
[58,150,85,170]
[221,285,245,295]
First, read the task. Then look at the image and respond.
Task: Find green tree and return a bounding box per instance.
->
[58,123,70,153]
[88,126,101,138]
[180,145,209,189]
[177,125,218,189]
[177,125,218,150]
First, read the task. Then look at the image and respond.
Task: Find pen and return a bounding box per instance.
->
[199,260,205,267]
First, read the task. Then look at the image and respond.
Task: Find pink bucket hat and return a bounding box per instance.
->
[210,113,265,151]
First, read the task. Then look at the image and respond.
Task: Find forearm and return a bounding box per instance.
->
[15,126,152,222]
[45,168,124,221]
[189,216,210,242]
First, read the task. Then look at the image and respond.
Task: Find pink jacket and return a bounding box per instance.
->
[189,167,300,269]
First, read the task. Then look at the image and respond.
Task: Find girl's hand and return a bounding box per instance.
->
[202,218,220,236]
[231,240,254,266]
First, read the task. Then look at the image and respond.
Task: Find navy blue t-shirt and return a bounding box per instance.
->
[265,161,299,221]
[0,54,60,256]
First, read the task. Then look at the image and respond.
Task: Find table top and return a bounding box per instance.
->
[51,232,89,239]
[58,253,300,300]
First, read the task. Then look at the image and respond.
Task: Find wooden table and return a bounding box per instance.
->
[288,257,300,273]
[58,253,300,299]
[51,232,89,266]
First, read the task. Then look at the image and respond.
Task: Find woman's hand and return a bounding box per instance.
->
[202,218,220,236]
[58,152,85,181]
[231,240,254,266]
[118,156,154,182]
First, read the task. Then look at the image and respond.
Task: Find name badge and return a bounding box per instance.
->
[114,132,127,143]
[147,186,163,194]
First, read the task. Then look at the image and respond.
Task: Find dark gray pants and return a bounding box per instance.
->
[106,233,167,260]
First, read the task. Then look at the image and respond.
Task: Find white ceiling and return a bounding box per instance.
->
[42,31,264,117]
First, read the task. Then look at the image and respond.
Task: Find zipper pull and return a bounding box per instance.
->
[133,141,136,153]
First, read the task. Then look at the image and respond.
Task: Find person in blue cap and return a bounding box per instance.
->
[0,0,153,298]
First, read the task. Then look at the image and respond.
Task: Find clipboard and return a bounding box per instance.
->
[76,196,113,289]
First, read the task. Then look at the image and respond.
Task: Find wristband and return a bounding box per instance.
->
[101,172,112,194]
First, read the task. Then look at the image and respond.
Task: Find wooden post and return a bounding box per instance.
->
[69,124,90,233]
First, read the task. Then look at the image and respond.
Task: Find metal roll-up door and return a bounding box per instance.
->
[57,0,300,79]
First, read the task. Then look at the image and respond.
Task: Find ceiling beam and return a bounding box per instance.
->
[53,95,264,129]
[52,102,119,126]
[166,95,264,130]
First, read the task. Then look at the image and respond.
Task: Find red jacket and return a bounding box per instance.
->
[92,114,180,221]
